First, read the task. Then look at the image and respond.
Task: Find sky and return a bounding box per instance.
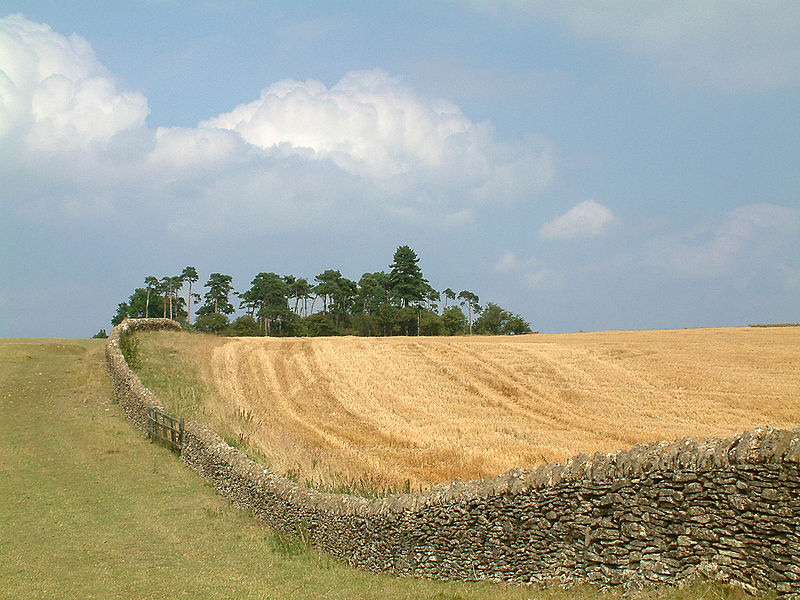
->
[1,1,799,338]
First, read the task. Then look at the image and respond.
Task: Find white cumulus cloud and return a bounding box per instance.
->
[0,15,555,236]
[0,13,149,151]
[539,200,616,240]
[202,69,472,178]
[200,68,556,205]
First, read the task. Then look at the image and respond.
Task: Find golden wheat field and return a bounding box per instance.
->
[137,326,800,493]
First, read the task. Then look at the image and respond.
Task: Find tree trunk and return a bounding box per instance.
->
[187,282,193,324]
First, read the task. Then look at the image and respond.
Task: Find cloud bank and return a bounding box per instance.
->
[0,14,554,235]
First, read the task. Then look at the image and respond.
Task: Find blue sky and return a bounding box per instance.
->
[1,2,799,338]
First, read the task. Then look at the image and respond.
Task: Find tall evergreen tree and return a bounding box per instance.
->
[180,266,199,324]
[198,273,234,315]
[357,272,390,314]
[144,276,158,318]
[442,288,456,310]
[314,269,343,313]
[331,277,357,328]
[241,272,290,335]
[458,290,480,335]
[388,245,428,308]
[425,285,440,312]
[291,277,312,316]
[160,276,170,318]
[168,275,183,320]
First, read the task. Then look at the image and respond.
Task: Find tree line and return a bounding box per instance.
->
[112,246,532,337]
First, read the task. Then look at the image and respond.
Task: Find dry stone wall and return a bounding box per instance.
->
[106,319,800,597]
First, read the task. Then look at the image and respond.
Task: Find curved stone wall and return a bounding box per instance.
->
[106,319,800,596]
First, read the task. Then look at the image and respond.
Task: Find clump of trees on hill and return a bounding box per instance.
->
[112,246,532,337]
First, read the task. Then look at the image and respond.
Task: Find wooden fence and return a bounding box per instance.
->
[147,407,184,452]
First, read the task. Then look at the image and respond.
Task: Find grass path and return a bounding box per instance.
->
[0,338,753,599]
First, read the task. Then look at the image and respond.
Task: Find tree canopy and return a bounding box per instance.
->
[110,246,533,338]
[473,303,532,335]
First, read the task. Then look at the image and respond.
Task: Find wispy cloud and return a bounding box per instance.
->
[493,251,563,290]
[648,204,800,280]
[473,1,800,91]
[539,200,616,240]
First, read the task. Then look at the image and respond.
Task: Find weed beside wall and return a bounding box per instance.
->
[106,319,800,597]
[118,329,140,370]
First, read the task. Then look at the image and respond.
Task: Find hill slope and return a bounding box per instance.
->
[136,326,800,492]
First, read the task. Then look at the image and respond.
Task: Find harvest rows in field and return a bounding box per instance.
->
[180,327,800,490]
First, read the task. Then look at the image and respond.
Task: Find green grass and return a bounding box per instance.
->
[132,330,216,418]
[133,330,282,472]
[0,337,761,599]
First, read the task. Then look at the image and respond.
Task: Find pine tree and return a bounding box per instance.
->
[181,266,199,325]
[388,245,428,308]
[198,273,234,315]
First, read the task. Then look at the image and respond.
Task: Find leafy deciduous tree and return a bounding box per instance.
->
[441,305,466,336]
[112,287,165,325]
[194,313,229,334]
[473,302,533,335]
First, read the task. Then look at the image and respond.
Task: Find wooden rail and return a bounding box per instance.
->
[147,407,184,452]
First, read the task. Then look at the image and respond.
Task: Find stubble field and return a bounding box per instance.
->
[135,326,800,494]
